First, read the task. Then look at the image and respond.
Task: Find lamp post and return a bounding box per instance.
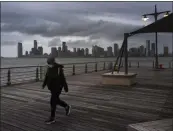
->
[142,5,170,69]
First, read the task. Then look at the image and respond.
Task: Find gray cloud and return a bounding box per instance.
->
[1,10,142,42]
[66,39,99,48]
[48,37,61,47]
[1,2,172,56]
[1,40,18,46]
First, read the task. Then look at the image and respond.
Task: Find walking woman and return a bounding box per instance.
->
[42,57,71,124]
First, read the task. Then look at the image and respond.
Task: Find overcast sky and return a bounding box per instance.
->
[1,2,172,57]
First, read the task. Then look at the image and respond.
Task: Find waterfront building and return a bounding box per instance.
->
[17,42,23,57]
[114,43,119,57]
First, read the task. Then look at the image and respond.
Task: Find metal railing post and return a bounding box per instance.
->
[72,65,75,75]
[95,62,97,72]
[85,64,87,73]
[7,69,11,86]
[36,67,39,82]
[103,62,105,70]
[40,66,43,80]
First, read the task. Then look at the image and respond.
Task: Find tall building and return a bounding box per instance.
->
[25,51,28,56]
[139,45,145,56]
[73,48,77,53]
[31,48,34,55]
[62,42,66,52]
[81,48,85,56]
[129,47,139,57]
[107,46,113,57]
[65,45,68,52]
[18,42,23,58]
[92,45,104,57]
[92,46,96,56]
[151,43,155,57]
[146,40,151,57]
[58,47,61,52]
[38,46,43,55]
[114,43,119,57]
[164,46,169,56]
[34,40,37,49]
[85,48,89,56]
[29,51,32,55]
[77,48,80,56]
[51,47,58,57]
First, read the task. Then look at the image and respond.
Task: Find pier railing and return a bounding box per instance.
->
[0,61,115,87]
[0,60,172,87]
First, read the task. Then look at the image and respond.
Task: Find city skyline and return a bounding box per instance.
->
[17,40,171,58]
[1,2,172,57]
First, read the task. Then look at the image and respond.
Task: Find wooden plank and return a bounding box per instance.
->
[1,68,173,131]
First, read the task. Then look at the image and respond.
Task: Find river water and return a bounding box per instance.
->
[1,57,172,68]
[0,57,172,87]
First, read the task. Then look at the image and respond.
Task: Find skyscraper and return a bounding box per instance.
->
[92,45,104,57]
[25,51,28,56]
[18,42,23,58]
[81,48,85,56]
[77,48,80,56]
[164,46,169,56]
[73,48,77,53]
[34,40,37,49]
[129,47,139,57]
[62,42,66,52]
[38,46,43,55]
[107,46,113,57]
[139,45,145,56]
[51,47,58,57]
[92,46,96,57]
[29,51,32,55]
[65,45,68,52]
[32,40,39,55]
[146,40,151,57]
[114,43,119,57]
[58,47,61,52]
[85,48,89,56]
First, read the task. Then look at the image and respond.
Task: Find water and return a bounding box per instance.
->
[1,57,172,68]
[0,57,172,87]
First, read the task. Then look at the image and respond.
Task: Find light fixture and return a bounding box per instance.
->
[142,15,149,21]
[164,11,169,17]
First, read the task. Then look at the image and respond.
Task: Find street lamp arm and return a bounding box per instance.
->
[143,13,156,16]
[157,10,171,15]
[143,10,171,17]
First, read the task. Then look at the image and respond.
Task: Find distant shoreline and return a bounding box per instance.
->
[1,56,172,59]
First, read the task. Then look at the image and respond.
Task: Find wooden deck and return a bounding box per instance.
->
[1,67,173,131]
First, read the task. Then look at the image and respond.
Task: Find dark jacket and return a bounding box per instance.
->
[42,63,68,93]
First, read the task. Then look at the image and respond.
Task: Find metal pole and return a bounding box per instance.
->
[112,40,125,74]
[142,5,170,68]
[124,33,128,74]
[155,5,159,69]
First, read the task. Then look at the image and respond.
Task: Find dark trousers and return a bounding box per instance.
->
[50,90,68,118]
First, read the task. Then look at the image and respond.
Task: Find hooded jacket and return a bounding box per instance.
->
[43,63,68,93]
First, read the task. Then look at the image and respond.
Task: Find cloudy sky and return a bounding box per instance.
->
[1,2,172,57]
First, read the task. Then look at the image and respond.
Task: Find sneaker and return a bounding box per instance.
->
[65,105,71,116]
[45,117,55,124]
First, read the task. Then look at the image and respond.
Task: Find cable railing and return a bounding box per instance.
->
[0,60,172,87]
[0,61,114,87]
